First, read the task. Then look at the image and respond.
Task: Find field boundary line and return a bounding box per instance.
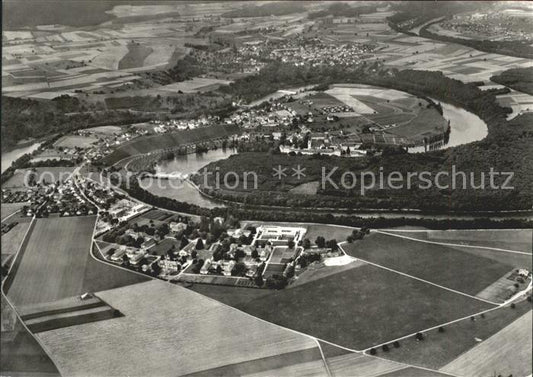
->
[0,290,65,377]
[338,244,500,305]
[365,354,461,377]
[439,309,533,373]
[0,215,65,376]
[1,207,25,224]
[91,228,154,282]
[314,338,332,377]
[358,280,531,354]
[2,216,36,294]
[376,230,531,255]
[384,228,532,232]
[360,303,505,353]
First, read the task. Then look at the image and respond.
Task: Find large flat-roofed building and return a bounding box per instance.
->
[253,225,307,247]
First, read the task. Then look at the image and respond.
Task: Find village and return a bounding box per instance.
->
[436,10,533,42]
[92,203,349,290]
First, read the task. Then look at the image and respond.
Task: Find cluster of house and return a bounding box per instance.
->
[226,104,296,129]
[315,104,354,115]
[1,189,33,204]
[106,218,194,276]
[107,199,148,223]
[37,178,96,217]
[443,12,533,42]
[270,39,375,67]
[281,131,367,157]
[52,127,150,164]
[196,225,308,281]
[195,27,376,75]
[150,116,213,134]
[78,177,149,235]
[189,43,267,74]
[100,215,344,287]
[79,180,118,210]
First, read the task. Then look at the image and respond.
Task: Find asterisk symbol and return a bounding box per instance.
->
[292,165,306,179]
[272,165,287,180]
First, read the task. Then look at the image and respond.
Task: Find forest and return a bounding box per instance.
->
[491,67,533,95]
[1,95,154,151]
[308,3,377,19]
[221,2,305,18]
[122,176,532,230]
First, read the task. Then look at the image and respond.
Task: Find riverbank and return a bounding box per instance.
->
[1,142,43,174]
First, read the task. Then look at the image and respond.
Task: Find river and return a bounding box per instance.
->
[143,148,237,209]
[409,101,488,153]
[1,142,42,173]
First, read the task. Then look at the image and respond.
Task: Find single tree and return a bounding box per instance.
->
[196,238,204,250]
[315,236,326,248]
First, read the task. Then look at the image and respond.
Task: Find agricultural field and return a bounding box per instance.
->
[186,284,273,307]
[143,45,186,69]
[386,229,533,254]
[91,43,129,70]
[83,125,122,135]
[5,216,147,307]
[1,300,60,377]
[374,27,533,84]
[1,2,239,100]
[236,263,493,350]
[158,77,233,94]
[6,216,96,306]
[323,84,447,140]
[1,217,32,265]
[54,135,98,149]
[289,257,365,289]
[185,348,326,377]
[36,280,320,377]
[343,232,514,297]
[377,300,532,370]
[1,203,27,221]
[325,353,406,377]
[289,181,319,195]
[440,310,532,377]
[118,43,153,70]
